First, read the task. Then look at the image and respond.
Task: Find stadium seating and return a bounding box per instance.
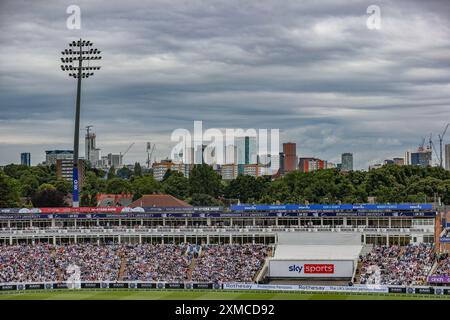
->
[358,243,435,286]
[432,253,449,277]
[0,243,268,283]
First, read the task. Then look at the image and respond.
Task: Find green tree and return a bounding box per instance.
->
[53,179,72,196]
[162,169,176,181]
[19,174,40,198]
[106,178,132,194]
[225,175,268,203]
[134,162,142,177]
[31,187,65,207]
[189,165,222,197]
[131,175,160,196]
[38,183,56,192]
[117,166,133,179]
[107,166,116,180]
[30,165,56,185]
[0,171,21,207]
[2,164,29,179]
[163,174,189,199]
[80,172,107,206]
[189,193,222,206]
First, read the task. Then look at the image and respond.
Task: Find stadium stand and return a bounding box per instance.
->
[191,244,268,283]
[122,244,191,282]
[55,244,122,281]
[0,244,56,282]
[358,243,435,286]
[0,203,447,287]
[432,253,449,277]
[0,243,268,283]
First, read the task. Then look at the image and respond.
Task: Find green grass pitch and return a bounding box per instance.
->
[0,290,448,300]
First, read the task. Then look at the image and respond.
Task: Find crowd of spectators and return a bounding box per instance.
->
[0,244,56,283]
[359,243,435,286]
[0,243,268,283]
[191,244,268,283]
[122,244,192,282]
[433,253,449,276]
[54,244,123,281]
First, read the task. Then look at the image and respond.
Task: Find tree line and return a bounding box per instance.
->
[1,162,449,207]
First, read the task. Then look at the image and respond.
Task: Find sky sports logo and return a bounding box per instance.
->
[288,264,335,274]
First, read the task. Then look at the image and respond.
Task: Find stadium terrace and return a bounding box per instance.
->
[0,203,448,293]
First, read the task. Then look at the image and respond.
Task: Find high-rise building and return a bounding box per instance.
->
[184,147,195,165]
[173,145,194,165]
[221,164,238,180]
[20,152,31,167]
[341,153,353,171]
[278,152,285,175]
[267,153,280,175]
[299,157,325,172]
[45,150,73,166]
[405,143,432,167]
[383,158,404,166]
[243,164,262,177]
[445,144,450,170]
[99,156,109,169]
[404,151,411,165]
[393,158,404,166]
[85,130,100,167]
[107,153,122,168]
[236,136,257,165]
[225,145,238,165]
[152,159,191,181]
[236,136,257,174]
[283,142,297,173]
[410,148,432,167]
[203,144,218,165]
[194,144,208,165]
[56,159,85,189]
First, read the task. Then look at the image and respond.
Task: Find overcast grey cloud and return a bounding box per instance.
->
[1,0,449,169]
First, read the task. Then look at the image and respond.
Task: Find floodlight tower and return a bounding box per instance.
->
[60,39,102,207]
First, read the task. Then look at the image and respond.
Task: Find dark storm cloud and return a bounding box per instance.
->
[0,0,450,168]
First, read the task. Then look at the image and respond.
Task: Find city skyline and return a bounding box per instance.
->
[1,0,450,169]
[10,128,449,171]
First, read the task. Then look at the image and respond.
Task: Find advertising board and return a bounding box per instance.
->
[269,260,354,278]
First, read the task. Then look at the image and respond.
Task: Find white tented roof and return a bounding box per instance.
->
[272,245,362,261]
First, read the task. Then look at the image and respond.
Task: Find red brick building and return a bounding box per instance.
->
[299,157,326,172]
[283,142,297,173]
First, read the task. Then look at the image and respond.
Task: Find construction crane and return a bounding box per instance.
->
[438,123,449,168]
[429,134,440,166]
[146,142,156,168]
[119,142,135,166]
[418,137,426,151]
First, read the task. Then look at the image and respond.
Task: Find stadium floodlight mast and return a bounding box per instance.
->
[60,39,102,207]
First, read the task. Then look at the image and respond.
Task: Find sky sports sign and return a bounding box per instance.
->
[269,260,354,278]
[288,264,335,274]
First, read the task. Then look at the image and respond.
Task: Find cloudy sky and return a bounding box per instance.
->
[1,0,449,169]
